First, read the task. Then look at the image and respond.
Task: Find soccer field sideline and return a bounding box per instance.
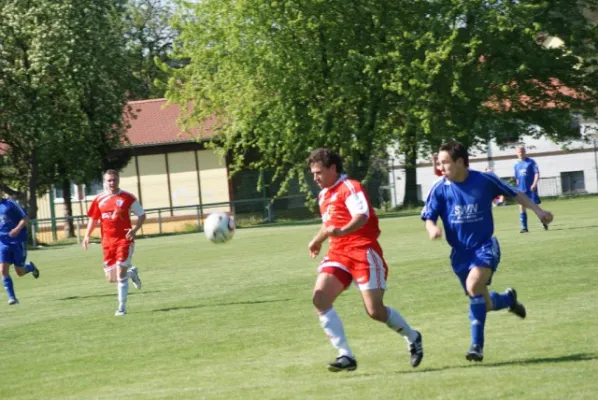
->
[0,197,597,399]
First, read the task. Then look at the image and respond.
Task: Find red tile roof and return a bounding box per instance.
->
[485,78,585,112]
[124,98,219,147]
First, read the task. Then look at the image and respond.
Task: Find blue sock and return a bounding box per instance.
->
[490,291,513,311]
[3,276,16,300]
[520,212,528,230]
[23,263,34,273]
[469,295,487,348]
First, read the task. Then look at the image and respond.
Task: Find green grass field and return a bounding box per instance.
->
[1,197,597,399]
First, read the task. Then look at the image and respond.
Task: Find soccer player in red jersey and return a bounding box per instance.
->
[307,148,423,372]
[82,170,146,316]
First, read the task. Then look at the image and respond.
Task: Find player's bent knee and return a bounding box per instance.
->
[312,290,332,312]
[14,267,26,277]
[364,304,387,322]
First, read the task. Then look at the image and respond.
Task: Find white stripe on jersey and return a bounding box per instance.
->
[424,177,445,202]
[342,179,369,217]
[130,200,145,217]
[342,179,357,194]
[480,172,518,197]
[345,191,369,217]
[98,194,115,208]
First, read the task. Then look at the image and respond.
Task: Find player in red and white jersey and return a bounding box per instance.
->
[307,148,423,372]
[82,169,146,316]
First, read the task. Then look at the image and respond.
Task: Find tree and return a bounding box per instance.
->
[387,0,598,150]
[166,0,411,206]
[165,0,598,208]
[0,0,131,238]
[379,0,598,204]
[124,0,177,100]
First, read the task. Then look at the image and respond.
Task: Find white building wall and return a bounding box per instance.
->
[388,123,598,207]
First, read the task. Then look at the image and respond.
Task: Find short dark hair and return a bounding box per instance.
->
[439,141,469,167]
[307,148,343,173]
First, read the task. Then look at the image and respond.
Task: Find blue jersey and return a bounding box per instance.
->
[421,170,518,251]
[514,158,539,191]
[0,198,27,244]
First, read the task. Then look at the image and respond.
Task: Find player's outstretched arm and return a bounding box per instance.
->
[425,219,442,240]
[514,192,553,225]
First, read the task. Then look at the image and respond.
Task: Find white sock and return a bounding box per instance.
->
[118,277,129,310]
[319,308,354,358]
[386,307,418,342]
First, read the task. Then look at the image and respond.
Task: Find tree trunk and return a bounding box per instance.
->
[403,130,420,207]
[62,178,75,238]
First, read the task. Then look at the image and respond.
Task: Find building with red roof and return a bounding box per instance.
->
[36,99,231,240]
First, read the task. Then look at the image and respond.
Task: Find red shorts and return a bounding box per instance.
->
[318,244,388,291]
[102,238,135,271]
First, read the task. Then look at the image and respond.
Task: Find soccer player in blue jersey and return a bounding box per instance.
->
[421,142,553,361]
[1,196,40,305]
[514,146,546,232]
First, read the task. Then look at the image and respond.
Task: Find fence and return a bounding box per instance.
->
[537,177,561,197]
[29,195,313,245]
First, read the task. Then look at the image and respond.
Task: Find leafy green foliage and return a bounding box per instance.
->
[167,0,598,205]
[124,0,176,100]
[0,0,130,221]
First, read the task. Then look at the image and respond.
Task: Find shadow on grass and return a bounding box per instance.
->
[152,298,293,313]
[58,291,161,301]
[395,353,597,375]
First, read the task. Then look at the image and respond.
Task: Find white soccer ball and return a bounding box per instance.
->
[203,212,235,243]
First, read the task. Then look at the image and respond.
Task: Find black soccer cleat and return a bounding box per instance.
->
[408,331,424,368]
[520,228,529,233]
[465,344,484,362]
[29,262,39,279]
[542,222,549,231]
[506,288,526,319]
[327,355,357,372]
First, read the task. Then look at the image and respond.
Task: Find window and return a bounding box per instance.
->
[84,180,103,197]
[53,183,79,201]
[561,171,585,194]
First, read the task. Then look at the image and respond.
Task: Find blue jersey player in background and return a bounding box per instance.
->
[514,146,547,233]
[1,196,40,305]
[421,142,553,362]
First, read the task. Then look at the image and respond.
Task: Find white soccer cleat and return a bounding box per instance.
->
[129,267,142,290]
[115,307,127,316]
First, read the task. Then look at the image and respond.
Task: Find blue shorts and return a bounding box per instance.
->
[450,237,501,294]
[0,242,27,267]
[523,190,541,204]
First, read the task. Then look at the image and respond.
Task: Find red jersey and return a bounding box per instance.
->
[318,175,380,251]
[434,168,443,177]
[87,190,144,240]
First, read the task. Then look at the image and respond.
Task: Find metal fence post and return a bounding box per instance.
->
[76,217,81,244]
[196,205,202,231]
[31,224,38,248]
[158,210,163,235]
[266,202,273,223]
